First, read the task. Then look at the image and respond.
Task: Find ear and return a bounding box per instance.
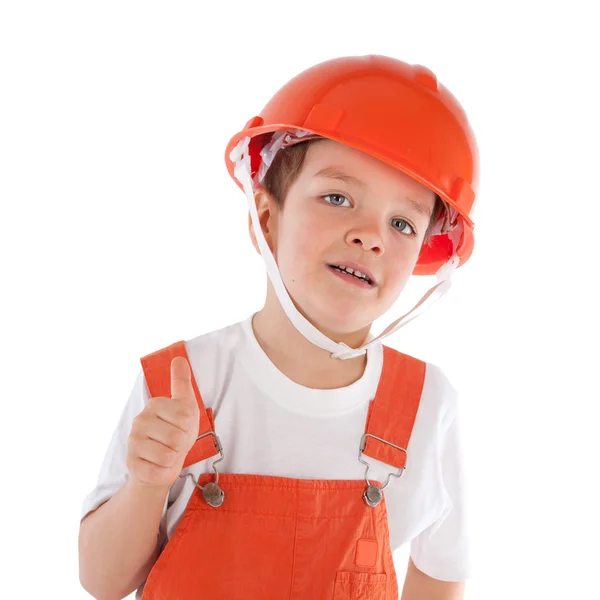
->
[248,188,279,256]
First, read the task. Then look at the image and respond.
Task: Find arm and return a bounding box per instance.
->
[400,557,465,600]
[402,371,471,598]
[78,477,170,600]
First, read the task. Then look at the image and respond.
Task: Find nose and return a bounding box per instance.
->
[345,226,385,256]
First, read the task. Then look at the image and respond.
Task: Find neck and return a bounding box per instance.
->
[251,279,371,389]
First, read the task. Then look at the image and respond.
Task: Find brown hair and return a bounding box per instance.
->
[261,138,446,246]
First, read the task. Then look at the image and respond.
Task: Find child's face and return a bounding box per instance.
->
[255,139,436,337]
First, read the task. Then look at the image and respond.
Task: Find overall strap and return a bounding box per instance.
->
[362,345,426,470]
[140,340,219,468]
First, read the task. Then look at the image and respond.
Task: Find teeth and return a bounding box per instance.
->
[334,265,371,283]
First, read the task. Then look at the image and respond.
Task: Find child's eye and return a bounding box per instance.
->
[390,218,417,236]
[322,193,352,207]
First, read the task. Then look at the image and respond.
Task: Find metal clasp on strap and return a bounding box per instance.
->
[358,433,407,507]
[179,431,225,508]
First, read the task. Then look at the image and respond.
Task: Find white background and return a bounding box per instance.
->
[1,1,598,598]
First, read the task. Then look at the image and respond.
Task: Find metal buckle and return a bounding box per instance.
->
[358,433,407,490]
[179,431,225,507]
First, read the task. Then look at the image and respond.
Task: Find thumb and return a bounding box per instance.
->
[170,356,199,416]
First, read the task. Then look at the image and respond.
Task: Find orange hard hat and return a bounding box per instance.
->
[225,55,480,276]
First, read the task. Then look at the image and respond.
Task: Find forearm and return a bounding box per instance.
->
[401,557,465,600]
[78,477,170,600]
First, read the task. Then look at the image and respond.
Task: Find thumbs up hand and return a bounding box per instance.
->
[126,357,200,488]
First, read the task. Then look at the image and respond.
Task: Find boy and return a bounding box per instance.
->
[79,55,479,599]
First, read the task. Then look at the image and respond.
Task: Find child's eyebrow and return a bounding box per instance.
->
[314,166,432,218]
[314,166,365,188]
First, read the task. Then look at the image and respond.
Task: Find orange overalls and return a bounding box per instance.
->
[139,341,425,599]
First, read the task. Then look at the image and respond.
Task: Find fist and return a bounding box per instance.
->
[126,356,200,488]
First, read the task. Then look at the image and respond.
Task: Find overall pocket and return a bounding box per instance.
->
[333,571,389,600]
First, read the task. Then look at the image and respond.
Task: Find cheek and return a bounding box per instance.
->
[277,211,330,267]
[384,243,422,294]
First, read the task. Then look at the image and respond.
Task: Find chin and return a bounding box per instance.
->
[283,276,376,339]
[301,301,373,339]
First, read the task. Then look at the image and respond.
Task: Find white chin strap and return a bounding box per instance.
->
[230,136,459,361]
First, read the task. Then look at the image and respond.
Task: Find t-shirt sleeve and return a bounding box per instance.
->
[409,389,471,582]
[79,368,170,535]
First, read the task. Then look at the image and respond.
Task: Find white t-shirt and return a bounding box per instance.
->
[81,314,470,597]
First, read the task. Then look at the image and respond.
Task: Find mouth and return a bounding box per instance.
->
[327,263,377,288]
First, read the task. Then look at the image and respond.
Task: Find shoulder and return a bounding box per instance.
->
[185,317,245,355]
[183,318,246,375]
[136,318,248,407]
[385,346,459,432]
[141,318,246,370]
[421,361,459,434]
[183,318,249,406]
[424,361,458,407]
